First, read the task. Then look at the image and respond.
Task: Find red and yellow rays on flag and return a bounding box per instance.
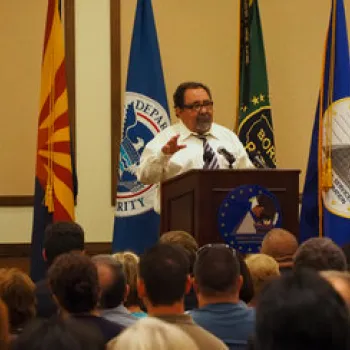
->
[35,0,75,221]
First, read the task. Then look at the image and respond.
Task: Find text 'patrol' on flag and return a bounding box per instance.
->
[112,0,170,254]
[300,0,350,246]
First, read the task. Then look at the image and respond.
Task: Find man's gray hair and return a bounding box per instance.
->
[294,237,347,272]
[91,254,122,268]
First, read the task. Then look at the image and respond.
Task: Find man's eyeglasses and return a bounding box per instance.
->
[183,100,214,112]
[197,243,236,256]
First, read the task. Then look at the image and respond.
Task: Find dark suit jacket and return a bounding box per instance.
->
[35,279,58,318]
[73,314,124,344]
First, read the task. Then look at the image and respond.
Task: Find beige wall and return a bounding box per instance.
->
[0,0,46,195]
[0,0,349,242]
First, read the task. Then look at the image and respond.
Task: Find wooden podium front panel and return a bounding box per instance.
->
[167,189,195,234]
[161,169,300,248]
[161,172,198,235]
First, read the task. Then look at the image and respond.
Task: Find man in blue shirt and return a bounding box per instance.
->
[189,244,255,349]
[92,255,137,327]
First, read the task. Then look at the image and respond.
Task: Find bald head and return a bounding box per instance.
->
[91,255,126,309]
[261,228,298,268]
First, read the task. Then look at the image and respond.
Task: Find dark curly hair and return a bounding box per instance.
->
[48,253,99,314]
[294,237,347,272]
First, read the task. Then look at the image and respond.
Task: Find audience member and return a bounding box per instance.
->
[138,243,227,349]
[321,270,350,306]
[0,299,9,350]
[236,252,254,304]
[341,243,350,271]
[260,228,298,273]
[159,231,198,273]
[159,230,199,310]
[255,269,350,350]
[0,268,35,338]
[12,317,105,350]
[245,254,280,306]
[48,253,123,344]
[92,254,137,327]
[294,237,347,272]
[107,317,199,350]
[112,251,147,318]
[35,221,85,318]
[190,244,255,349]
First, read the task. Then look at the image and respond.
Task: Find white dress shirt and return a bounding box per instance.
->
[137,120,254,213]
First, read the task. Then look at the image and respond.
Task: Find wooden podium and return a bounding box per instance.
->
[160,169,300,247]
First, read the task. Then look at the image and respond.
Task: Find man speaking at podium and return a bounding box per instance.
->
[137,81,254,213]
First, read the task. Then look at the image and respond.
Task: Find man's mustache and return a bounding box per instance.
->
[196,113,212,123]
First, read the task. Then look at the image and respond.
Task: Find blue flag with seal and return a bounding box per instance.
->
[300,0,350,246]
[112,0,170,254]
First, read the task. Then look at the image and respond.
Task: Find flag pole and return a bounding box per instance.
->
[235,0,242,132]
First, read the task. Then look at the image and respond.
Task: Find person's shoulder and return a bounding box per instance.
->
[234,303,256,328]
[187,307,205,318]
[101,308,138,327]
[245,305,256,320]
[73,314,124,344]
[212,123,238,138]
[188,322,228,349]
[97,315,125,330]
[74,314,124,336]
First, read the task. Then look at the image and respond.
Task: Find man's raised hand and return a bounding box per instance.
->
[161,134,187,155]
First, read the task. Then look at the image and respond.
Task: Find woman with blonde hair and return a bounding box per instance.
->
[112,251,146,317]
[108,317,198,350]
[245,253,280,306]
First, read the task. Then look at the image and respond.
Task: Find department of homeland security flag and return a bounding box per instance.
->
[31,0,77,281]
[112,0,170,254]
[237,0,276,168]
[300,0,350,245]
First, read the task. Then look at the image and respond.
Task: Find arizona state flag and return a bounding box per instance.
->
[237,0,276,168]
[300,0,350,245]
[30,0,77,281]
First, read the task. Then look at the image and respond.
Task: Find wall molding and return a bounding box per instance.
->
[0,242,112,258]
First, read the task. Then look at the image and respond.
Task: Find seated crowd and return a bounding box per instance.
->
[0,222,349,349]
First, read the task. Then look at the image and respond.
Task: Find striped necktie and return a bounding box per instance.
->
[197,135,220,169]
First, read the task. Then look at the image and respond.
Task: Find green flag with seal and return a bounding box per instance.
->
[237,0,276,168]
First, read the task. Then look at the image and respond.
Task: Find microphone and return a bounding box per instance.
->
[251,152,266,168]
[217,147,236,168]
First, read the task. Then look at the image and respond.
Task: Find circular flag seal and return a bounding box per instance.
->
[322,98,350,218]
[238,107,276,168]
[116,92,170,217]
[218,184,282,253]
